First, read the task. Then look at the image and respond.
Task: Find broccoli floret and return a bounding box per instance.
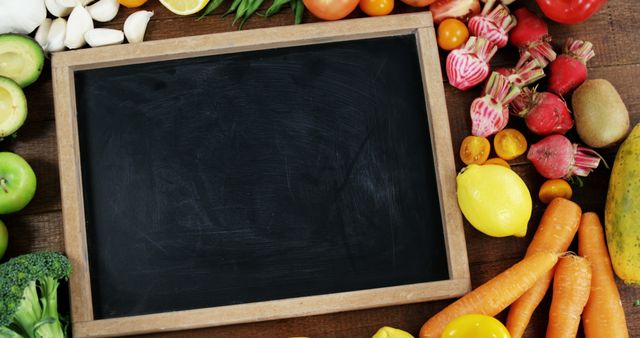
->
[0,252,72,338]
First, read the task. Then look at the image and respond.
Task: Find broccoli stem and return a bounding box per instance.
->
[33,277,65,338]
[0,326,25,338]
[13,282,42,338]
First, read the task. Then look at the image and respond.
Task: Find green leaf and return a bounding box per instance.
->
[233,0,251,24]
[240,0,265,28]
[198,0,227,19]
[265,0,291,17]
[223,0,243,17]
[294,0,303,24]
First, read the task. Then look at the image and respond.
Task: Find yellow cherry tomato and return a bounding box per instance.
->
[538,179,573,204]
[494,128,527,160]
[118,0,148,8]
[484,157,510,169]
[442,314,511,338]
[437,18,469,51]
[398,0,435,7]
[460,135,490,165]
[359,0,394,16]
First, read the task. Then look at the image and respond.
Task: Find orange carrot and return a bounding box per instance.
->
[506,197,581,338]
[546,255,591,338]
[578,212,629,338]
[419,251,559,338]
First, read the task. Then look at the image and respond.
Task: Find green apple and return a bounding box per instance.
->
[0,219,7,260]
[0,152,36,214]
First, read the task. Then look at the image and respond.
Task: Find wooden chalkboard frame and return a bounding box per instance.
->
[52,13,470,338]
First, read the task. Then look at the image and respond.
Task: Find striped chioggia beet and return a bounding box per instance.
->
[470,72,521,137]
[467,0,517,48]
[548,38,595,96]
[510,87,574,136]
[446,36,497,90]
[509,7,557,65]
[494,51,546,88]
[527,134,602,179]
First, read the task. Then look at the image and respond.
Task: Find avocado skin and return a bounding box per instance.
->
[0,34,45,88]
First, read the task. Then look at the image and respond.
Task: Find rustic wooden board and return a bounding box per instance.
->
[49,13,469,337]
[2,0,639,337]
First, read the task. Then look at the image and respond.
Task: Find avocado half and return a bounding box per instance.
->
[0,76,27,139]
[0,34,45,88]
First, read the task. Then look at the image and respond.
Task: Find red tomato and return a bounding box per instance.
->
[437,18,469,50]
[398,0,435,8]
[303,0,359,20]
[359,0,394,16]
[536,0,606,24]
[430,0,481,24]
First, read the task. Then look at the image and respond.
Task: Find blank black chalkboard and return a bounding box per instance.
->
[75,34,448,320]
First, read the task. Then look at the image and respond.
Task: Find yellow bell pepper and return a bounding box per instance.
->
[372,326,414,338]
[441,314,511,338]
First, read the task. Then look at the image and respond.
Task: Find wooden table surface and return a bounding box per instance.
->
[2,0,639,337]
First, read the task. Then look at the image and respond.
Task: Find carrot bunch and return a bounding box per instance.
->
[507,198,582,338]
[419,199,630,338]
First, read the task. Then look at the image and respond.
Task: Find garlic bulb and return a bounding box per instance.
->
[88,0,120,23]
[45,0,73,17]
[47,18,67,52]
[0,0,48,34]
[35,18,52,50]
[64,5,94,49]
[84,28,124,47]
[124,10,153,44]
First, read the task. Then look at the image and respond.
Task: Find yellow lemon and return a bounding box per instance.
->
[456,164,531,237]
[159,0,210,15]
[441,314,511,338]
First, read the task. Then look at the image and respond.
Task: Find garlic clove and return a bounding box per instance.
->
[35,18,52,50]
[84,28,124,47]
[56,0,80,7]
[45,0,73,17]
[124,10,153,44]
[88,0,119,23]
[0,0,48,34]
[47,17,67,52]
[64,5,93,49]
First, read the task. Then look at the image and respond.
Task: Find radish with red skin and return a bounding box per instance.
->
[510,87,574,136]
[470,72,521,137]
[548,38,595,96]
[467,0,516,48]
[446,36,497,90]
[527,134,602,179]
[509,8,556,65]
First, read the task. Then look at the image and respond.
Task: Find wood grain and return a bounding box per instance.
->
[1,0,639,337]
